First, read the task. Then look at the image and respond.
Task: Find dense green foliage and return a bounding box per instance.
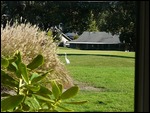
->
[97,1,137,51]
[1,51,87,112]
[1,1,137,50]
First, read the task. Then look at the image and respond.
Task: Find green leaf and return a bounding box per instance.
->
[7,63,17,73]
[27,54,44,70]
[57,105,74,112]
[26,84,41,92]
[51,81,61,99]
[25,95,41,111]
[36,86,52,96]
[1,57,9,68]
[1,70,18,87]
[8,56,18,63]
[24,96,41,111]
[18,63,29,84]
[60,86,79,100]
[30,72,39,81]
[33,94,54,103]
[64,100,88,104]
[31,72,49,84]
[7,62,21,78]
[58,83,63,94]
[21,103,30,111]
[14,51,22,65]
[1,95,24,111]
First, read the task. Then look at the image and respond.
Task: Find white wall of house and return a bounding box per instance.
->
[60,34,69,47]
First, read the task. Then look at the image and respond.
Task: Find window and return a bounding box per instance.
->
[134,1,149,112]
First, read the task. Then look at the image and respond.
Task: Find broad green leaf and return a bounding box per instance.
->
[7,63,17,73]
[40,103,49,109]
[1,70,18,87]
[31,72,49,84]
[30,72,39,81]
[25,85,40,92]
[64,100,88,104]
[8,56,18,63]
[27,54,44,70]
[1,57,9,68]
[14,51,22,65]
[24,96,41,111]
[58,83,63,94]
[13,51,22,78]
[60,86,79,100]
[51,81,61,99]
[16,68,22,78]
[1,95,24,111]
[18,63,29,84]
[8,62,21,78]
[36,86,52,96]
[33,94,54,103]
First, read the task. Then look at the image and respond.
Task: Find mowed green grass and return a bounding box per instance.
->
[57,47,135,112]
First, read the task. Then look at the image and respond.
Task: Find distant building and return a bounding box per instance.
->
[51,26,72,47]
[59,32,72,47]
[67,31,124,50]
[65,32,78,40]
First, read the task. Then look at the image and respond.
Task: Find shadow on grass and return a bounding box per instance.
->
[58,53,135,59]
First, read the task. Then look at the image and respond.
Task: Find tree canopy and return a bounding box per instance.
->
[1,1,137,51]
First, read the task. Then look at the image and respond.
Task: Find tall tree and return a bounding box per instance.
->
[97,1,137,51]
[87,10,98,32]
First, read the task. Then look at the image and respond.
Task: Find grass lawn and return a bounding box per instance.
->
[57,47,135,112]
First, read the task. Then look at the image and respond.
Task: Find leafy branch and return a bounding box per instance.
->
[1,51,87,112]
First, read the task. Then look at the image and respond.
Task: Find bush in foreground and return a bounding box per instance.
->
[1,20,73,88]
[1,51,87,112]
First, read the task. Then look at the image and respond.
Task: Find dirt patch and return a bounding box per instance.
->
[73,81,106,92]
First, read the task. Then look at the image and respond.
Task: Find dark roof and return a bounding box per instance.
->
[65,32,77,37]
[65,32,77,40]
[68,31,121,44]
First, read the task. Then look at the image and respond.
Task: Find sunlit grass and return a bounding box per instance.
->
[62,91,134,112]
[57,47,135,112]
[57,47,135,57]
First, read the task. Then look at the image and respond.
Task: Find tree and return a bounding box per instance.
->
[1,1,137,50]
[98,1,137,51]
[87,11,99,32]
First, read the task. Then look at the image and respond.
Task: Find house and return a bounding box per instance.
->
[67,31,124,50]
[65,32,78,40]
[59,32,72,47]
[52,26,72,47]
